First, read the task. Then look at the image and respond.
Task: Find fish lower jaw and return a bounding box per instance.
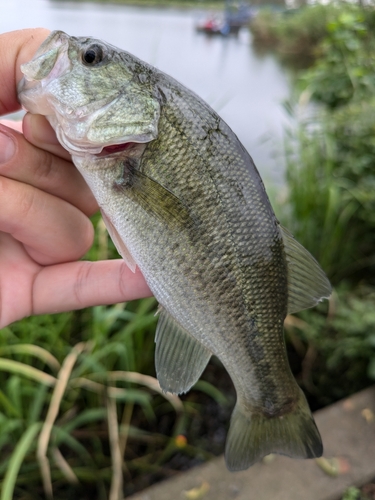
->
[55,125,146,159]
[59,138,103,156]
[53,126,105,156]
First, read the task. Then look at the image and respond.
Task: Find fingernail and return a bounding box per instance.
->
[0,130,16,165]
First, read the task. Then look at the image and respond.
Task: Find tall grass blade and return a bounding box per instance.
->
[1,422,41,500]
[61,408,107,435]
[53,427,92,461]
[107,371,183,413]
[0,389,21,418]
[0,345,60,372]
[107,398,123,500]
[0,359,56,386]
[51,447,79,485]
[37,342,87,499]
[193,380,228,405]
[27,385,49,427]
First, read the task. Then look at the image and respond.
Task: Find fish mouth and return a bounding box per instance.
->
[52,118,148,157]
[95,142,137,157]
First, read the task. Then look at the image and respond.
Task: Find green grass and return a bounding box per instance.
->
[0,302,198,499]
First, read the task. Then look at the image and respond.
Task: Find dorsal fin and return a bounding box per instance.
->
[281,226,332,314]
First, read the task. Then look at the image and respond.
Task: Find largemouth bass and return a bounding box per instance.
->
[18,31,331,471]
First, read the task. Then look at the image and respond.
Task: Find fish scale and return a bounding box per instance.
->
[18,30,332,471]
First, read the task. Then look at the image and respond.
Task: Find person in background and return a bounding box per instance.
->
[0,28,151,329]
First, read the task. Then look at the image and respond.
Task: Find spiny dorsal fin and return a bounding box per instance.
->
[155,307,212,395]
[281,226,332,315]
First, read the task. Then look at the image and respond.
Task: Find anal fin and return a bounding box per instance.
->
[155,307,212,395]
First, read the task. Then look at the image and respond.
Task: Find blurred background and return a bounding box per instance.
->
[1,1,375,499]
[1,0,292,186]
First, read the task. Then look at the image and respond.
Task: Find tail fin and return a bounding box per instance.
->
[225,389,322,471]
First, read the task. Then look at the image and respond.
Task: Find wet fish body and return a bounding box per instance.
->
[18,31,331,471]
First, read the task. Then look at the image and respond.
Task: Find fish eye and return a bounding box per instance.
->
[82,44,104,66]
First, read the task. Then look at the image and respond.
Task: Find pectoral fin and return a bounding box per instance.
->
[116,167,195,230]
[281,226,332,314]
[155,307,212,394]
[101,210,137,273]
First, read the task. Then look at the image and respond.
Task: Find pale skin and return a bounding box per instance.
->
[0,28,152,329]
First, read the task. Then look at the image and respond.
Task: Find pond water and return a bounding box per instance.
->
[1,0,293,186]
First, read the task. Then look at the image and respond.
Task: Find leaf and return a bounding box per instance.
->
[62,408,107,434]
[0,389,21,418]
[193,380,228,405]
[183,482,210,500]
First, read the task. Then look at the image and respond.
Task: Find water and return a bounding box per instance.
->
[0,0,292,186]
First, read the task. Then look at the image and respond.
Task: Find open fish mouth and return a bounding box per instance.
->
[56,135,140,158]
[95,141,137,157]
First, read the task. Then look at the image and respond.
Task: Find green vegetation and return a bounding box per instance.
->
[342,487,363,500]
[250,3,375,67]
[269,3,375,408]
[301,9,375,108]
[250,5,338,66]
[341,484,375,500]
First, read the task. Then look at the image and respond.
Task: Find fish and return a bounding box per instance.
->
[18,30,332,471]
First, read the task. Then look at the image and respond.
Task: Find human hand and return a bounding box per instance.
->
[0,29,151,329]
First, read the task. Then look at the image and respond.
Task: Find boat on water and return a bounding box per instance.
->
[196,2,254,36]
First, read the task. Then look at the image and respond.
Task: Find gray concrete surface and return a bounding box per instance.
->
[127,386,375,500]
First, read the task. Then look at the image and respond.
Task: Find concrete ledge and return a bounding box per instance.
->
[127,386,375,500]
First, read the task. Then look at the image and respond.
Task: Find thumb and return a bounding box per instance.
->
[0,28,50,115]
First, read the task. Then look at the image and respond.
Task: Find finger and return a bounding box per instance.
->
[23,113,72,162]
[32,260,152,316]
[0,232,152,328]
[0,28,50,115]
[0,232,40,328]
[0,123,98,216]
[0,175,94,266]
[0,119,22,132]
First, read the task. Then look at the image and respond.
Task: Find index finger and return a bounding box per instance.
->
[0,28,50,116]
